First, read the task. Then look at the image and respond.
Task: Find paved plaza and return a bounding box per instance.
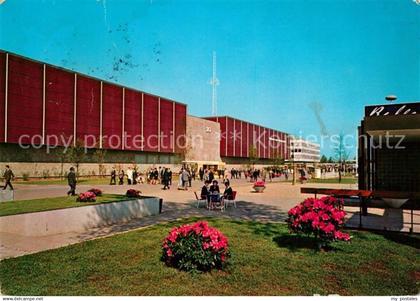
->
[0,178,418,259]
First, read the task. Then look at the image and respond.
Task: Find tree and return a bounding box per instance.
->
[93,147,107,177]
[65,139,87,178]
[334,133,350,183]
[320,155,328,163]
[57,148,68,180]
[272,152,285,169]
[328,156,334,163]
[248,145,258,167]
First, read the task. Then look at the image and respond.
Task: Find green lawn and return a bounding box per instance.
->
[0,218,418,296]
[0,194,129,217]
[308,177,357,184]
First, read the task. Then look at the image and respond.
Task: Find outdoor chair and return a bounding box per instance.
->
[224,191,237,209]
[194,191,207,208]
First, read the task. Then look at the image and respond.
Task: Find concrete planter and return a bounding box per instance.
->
[253,186,266,193]
[0,189,14,202]
[0,197,162,236]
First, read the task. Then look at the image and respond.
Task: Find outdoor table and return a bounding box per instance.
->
[301,188,420,233]
[209,193,223,210]
[371,191,420,233]
[301,188,373,228]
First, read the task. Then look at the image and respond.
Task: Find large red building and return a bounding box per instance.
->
[0,50,290,168]
[0,50,187,159]
[204,116,290,161]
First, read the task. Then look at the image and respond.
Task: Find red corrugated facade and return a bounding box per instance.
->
[0,50,187,154]
[7,55,43,144]
[241,121,247,157]
[143,94,159,152]
[159,98,174,153]
[174,103,186,153]
[76,75,101,146]
[102,83,122,149]
[204,116,290,160]
[46,65,74,145]
[0,52,5,143]
[124,88,142,151]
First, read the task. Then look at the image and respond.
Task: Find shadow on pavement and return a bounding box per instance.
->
[76,198,289,241]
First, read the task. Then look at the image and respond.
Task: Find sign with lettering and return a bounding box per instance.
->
[365,102,420,117]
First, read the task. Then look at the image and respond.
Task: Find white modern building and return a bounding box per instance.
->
[289,138,320,163]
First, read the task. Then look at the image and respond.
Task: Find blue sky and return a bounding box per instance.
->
[1,0,419,157]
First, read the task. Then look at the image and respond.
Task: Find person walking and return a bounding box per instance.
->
[118,170,125,185]
[2,165,15,190]
[208,169,214,182]
[132,168,138,185]
[199,167,204,181]
[126,167,133,185]
[162,168,171,190]
[110,167,116,185]
[168,168,172,186]
[188,169,192,187]
[67,167,77,196]
[181,168,189,190]
[203,170,209,182]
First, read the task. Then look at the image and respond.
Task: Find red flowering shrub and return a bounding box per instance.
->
[126,189,141,198]
[287,196,350,247]
[76,191,96,202]
[253,181,266,187]
[87,188,102,196]
[162,221,230,272]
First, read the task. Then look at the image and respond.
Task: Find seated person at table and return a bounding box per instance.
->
[201,180,210,200]
[208,180,221,208]
[223,182,234,200]
[209,180,220,194]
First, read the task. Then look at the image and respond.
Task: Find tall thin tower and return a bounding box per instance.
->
[209,51,219,116]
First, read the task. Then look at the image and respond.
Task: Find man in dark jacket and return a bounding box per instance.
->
[162,168,171,190]
[208,169,214,182]
[110,167,116,185]
[223,182,234,200]
[67,167,77,196]
[201,180,211,207]
[168,169,172,186]
[2,165,14,190]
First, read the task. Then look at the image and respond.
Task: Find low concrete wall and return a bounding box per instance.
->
[0,189,14,202]
[0,197,162,236]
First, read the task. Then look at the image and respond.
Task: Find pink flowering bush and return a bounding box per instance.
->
[287,196,350,248]
[126,189,141,198]
[253,181,266,187]
[253,181,266,192]
[76,191,96,202]
[161,221,230,272]
[87,188,102,196]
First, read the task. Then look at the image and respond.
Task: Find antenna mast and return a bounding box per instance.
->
[209,51,219,116]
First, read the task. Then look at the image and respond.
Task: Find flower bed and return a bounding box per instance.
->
[253,181,266,192]
[161,221,230,272]
[87,188,102,196]
[76,191,96,202]
[126,189,141,198]
[287,196,350,249]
